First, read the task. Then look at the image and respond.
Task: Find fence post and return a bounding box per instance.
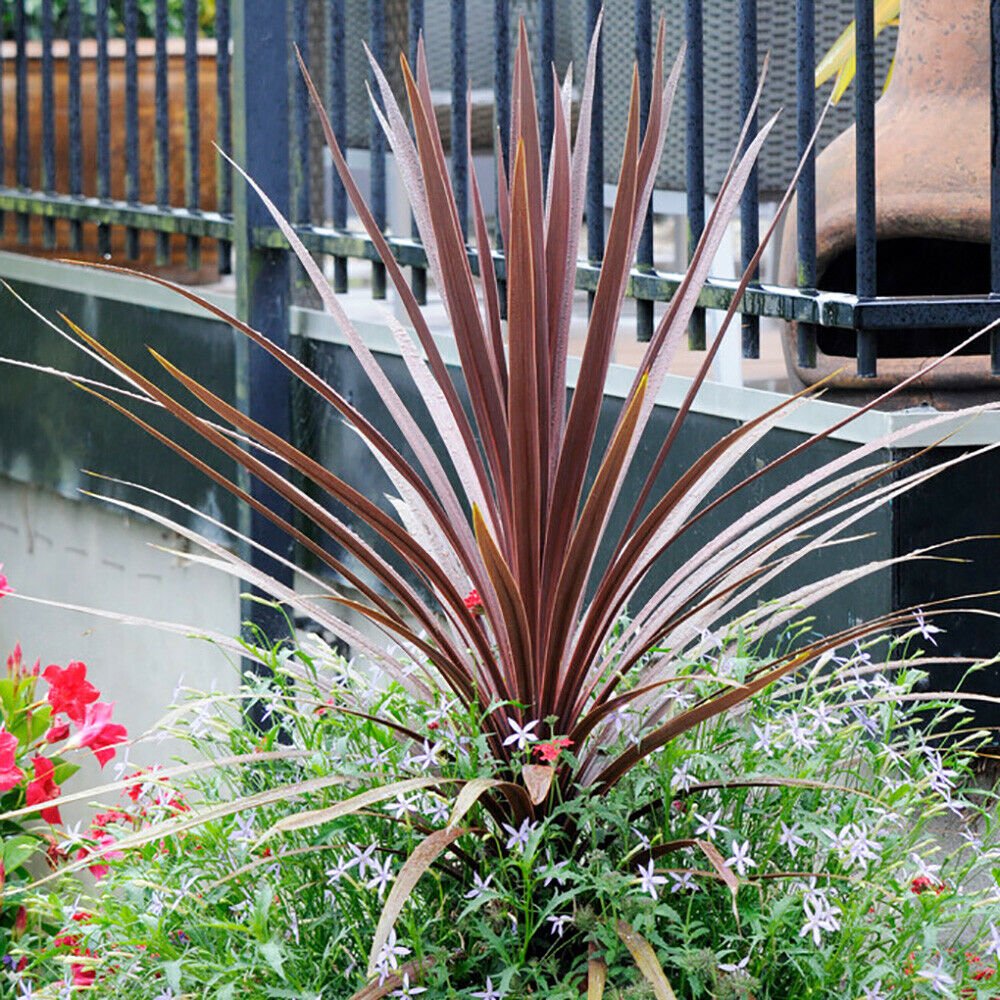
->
[231,0,294,724]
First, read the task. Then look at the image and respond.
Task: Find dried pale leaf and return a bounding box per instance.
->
[367,826,470,977]
[521,764,555,805]
[588,957,608,1000]
[349,957,433,1000]
[266,777,452,837]
[0,749,311,825]
[616,920,678,1000]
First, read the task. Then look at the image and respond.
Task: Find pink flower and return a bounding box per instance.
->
[463,588,484,614]
[76,830,124,881]
[25,755,62,824]
[43,661,99,725]
[0,727,25,793]
[0,565,10,598]
[44,722,71,744]
[66,701,128,767]
[6,643,22,675]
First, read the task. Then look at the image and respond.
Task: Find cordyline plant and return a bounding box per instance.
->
[6,12,1000,991]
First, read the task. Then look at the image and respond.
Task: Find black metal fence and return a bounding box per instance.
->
[1,0,999,377]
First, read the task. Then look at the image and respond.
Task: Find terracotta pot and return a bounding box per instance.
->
[778,0,999,407]
[1,37,220,283]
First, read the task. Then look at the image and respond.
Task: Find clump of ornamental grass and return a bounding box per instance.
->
[2,12,1000,996]
[6,626,1000,998]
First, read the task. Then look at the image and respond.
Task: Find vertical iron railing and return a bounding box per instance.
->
[585,0,603,315]
[216,0,232,274]
[796,0,818,368]
[685,0,706,350]
[67,0,82,251]
[739,0,760,359]
[0,0,998,388]
[369,0,386,300]
[410,0,426,304]
[96,0,110,256]
[991,0,1000,373]
[124,0,141,259]
[184,0,201,270]
[232,0,294,704]
[328,0,347,294]
[40,0,55,249]
[14,0,28,242]
[635,0,654,343]
[154,0,170,264]
[854,0,878,377]
[451,0,468,237]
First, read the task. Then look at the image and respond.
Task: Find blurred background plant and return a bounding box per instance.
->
[816,0,900,101]
[1,0,216,40]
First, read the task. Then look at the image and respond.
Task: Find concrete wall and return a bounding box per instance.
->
[0,476,241,782]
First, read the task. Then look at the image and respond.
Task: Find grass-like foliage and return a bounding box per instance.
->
[6,13,1000,994]
[8,631,1000,997]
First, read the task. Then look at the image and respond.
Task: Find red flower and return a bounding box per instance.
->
[463,588,484,614]
[0,726,25,793]
[25,755,62,824]
[911,875,947,895]
[42,661,99,725]
[92,808,132,828]
[44,722,71,744]
[532,737,574,763]
[66,701,128,768]
[70,949,97,987]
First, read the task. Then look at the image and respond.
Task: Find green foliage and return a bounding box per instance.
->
[7,629,1000,997]
[2,0,216,40]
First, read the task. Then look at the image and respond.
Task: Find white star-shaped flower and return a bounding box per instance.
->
[724,839,757,878]
[636,858,668,900]
[464,872,494,900]
[778,821,807,858]
[693,808,724,841]
[916,961,954,995]
[391,973,427,998]
[367,857,395,898]
[471,977,505,1000]
[502,719,539,751]
[501,818,536,853]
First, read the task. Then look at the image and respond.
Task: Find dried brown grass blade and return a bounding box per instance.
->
[367,826,471,977]
[616,920,678,1000]
[265,777,456,838]
[588,955,608,1000]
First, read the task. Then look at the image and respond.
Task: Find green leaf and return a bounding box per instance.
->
[27,704,52,744]
[51,759,80,786]
[0,679,16,717]
[163,960,182,992]
[2,835,41,872]
[259,939,286,978]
